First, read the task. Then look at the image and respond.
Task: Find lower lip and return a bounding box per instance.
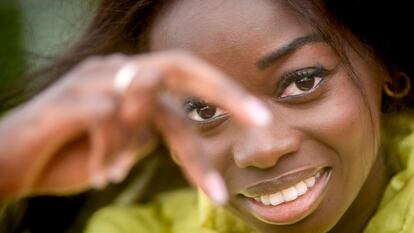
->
[244,169,331,225]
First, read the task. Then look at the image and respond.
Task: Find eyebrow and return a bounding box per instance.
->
[256,34,324,70]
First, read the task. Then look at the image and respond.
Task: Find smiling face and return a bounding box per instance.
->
[150,0,385,232]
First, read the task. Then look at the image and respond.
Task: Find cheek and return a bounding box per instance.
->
[298,73,380,188]
[197,128,235,173]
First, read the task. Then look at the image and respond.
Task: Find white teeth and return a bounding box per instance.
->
[295,181,308,196]
[304,177,316,188]
[261,195,271,205]
[269,192,284,206]
[282,187,298,202]
[252,172,323,206]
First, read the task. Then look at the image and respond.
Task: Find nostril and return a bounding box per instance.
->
[234,144,292,169]
[232,128,301,169]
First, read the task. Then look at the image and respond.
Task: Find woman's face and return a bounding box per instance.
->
[150,0,383,232]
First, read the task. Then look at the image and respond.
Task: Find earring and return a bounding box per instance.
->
[383,72,411,99]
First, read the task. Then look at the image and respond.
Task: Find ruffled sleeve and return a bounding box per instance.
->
[84,188,256,233]
[364,114,414,233]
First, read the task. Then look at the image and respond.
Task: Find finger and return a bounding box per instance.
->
[92,68,162,186]
[87,106,149,189]
[14,95,117,195]
[118,67,163,129]
[69,61,160,189]
[105,149,136,183]
[135,52,273,127]
[153,92,228,205]
[88,125,109,189]
[93,53,270,128]
[103,127,158,184]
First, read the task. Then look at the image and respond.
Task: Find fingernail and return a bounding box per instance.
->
[91,172,107,190]
[204,171,228,205]
[244,97,272,126]
[108,165,126,183]
[107,154,131,183]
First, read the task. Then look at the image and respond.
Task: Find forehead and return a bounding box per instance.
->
[149,0,313,58]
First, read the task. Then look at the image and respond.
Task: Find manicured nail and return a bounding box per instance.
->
[244,97,272,126]
[107,164,126,183]
[91,172,107,190]
[204,171,228,205]
[107,153,132,183]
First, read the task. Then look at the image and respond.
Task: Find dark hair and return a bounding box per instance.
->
[1,0,413,113]
[0,0,166,113]
[288,0,414,112]
[324,0,414,111]
[1,0,413,232]
[2,0,413,114]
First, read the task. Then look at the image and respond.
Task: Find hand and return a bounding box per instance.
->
[0,51,271,204]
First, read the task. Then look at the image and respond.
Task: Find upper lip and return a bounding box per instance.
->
[238,166,327,198]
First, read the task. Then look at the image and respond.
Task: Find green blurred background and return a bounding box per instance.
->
[0,0,92,84]
[0,0,23,84]
[0,1,96,232]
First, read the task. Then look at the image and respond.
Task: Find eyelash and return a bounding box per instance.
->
[183,98,228,127]
[276,65,329,99]
[183,65,330,128]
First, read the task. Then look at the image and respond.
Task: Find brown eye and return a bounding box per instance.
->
[295,76,315,91]
[184,99,227,122]
[197,105,217,119]
[281,76,322,98]
[278,66,329,98]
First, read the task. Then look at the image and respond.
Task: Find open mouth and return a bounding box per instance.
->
[239,167,332,225]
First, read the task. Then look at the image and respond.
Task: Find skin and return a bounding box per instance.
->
[0,0,391,232]
[0,53,266,200]
[150,0,388,232]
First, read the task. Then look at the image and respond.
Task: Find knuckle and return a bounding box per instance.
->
[76,54,126,73]
[69,54,127,82]
[171,49,193,58]
[126,67,164,93]
[110,53,128,59]
[71,56,106,74]
[162,50,196,64]
[83,56,106,67]
[105,53,129,64]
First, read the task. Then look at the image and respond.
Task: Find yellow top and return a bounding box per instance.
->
[84,114,414,233]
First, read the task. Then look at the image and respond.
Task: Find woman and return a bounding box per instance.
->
[0,0,413,232]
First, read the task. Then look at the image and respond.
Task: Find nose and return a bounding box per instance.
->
[232,126,301,169]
